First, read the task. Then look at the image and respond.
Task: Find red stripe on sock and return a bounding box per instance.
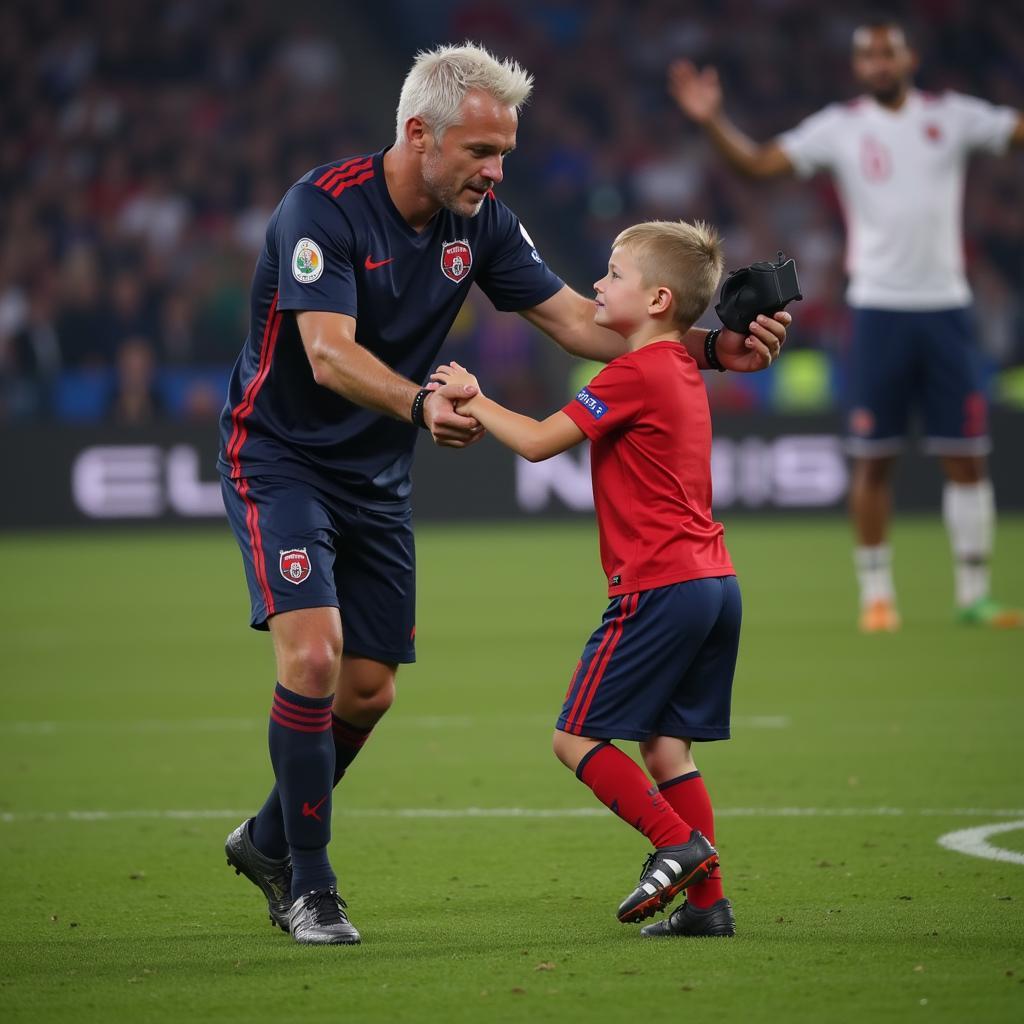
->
[332,720,371,747]
[273,692,333,718]
[271,704,332,729]
[269,709,332,733]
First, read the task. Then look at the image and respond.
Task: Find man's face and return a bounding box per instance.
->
[593,246,660,335]
[421,89,518,217]
[851,25,916,104]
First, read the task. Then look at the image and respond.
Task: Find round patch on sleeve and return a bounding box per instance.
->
[292,238,324,283]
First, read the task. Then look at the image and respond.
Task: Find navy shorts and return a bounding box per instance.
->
[221,475,416,663]
[847,307,990,458]
[557,576,741,742]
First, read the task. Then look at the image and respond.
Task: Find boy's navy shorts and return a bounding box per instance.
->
[557,575,741,742]
[221,474,416,664]
[846,307,990,458]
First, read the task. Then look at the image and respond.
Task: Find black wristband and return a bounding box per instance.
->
[410,388,431,430]
[704,328,726,373]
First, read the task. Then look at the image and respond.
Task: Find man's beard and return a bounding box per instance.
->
[869,78,905,106]
[423,152,486,218]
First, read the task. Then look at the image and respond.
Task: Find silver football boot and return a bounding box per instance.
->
[287,888,361,945]
[225,819,293,931]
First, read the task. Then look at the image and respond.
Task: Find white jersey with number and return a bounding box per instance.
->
[777,89,1017,310]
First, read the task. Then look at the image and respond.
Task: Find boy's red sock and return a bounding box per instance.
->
[658,770,724,907]
[576,742,692,848]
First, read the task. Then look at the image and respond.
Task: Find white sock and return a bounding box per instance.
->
[943,480,994,608]
[854,545,894,607]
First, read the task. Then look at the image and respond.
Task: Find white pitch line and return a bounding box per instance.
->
[0,714,791,735]
[3,806,1024,825]
[936,820,1024,866]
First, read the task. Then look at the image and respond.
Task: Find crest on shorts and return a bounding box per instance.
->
[279,548,311,585]
[292,238,324,284]
[440,239,472,282]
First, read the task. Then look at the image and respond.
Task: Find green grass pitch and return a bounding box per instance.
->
[1,517,1022,1023]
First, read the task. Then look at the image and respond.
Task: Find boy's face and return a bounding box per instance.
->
[593,246,665,335]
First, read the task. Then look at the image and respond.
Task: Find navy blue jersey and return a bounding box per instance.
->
[218,148,564,506]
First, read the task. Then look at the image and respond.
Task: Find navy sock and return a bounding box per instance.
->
[251,683,337,899]
[331,714,374,784]
[250,712,374,861]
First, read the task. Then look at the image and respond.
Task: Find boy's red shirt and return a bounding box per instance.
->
[561,340,734,596]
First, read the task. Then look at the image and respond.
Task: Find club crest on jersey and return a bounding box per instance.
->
[440,239,472,283]
[292,238,324,284]
[575,387,607,420]
[279,548,311,585]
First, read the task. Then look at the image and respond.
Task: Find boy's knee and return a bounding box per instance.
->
[551,729,575,769]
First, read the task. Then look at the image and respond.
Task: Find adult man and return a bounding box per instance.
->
[218,42,788,946]
[669,19,1024,632]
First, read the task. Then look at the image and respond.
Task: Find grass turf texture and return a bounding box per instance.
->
[1,518,1022,1023]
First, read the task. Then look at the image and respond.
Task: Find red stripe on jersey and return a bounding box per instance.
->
[567,593,639,735]
[236,476,275,617]
[226,291,282,474]
[314,155,367,188]
[316,157,373,194]
[331,168,374,198]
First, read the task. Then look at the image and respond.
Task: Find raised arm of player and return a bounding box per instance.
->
[668,60,795,179]
[296,310,482,448]
[1012,112,1024,146]
[432,361,585,462]
[520,285,790,369]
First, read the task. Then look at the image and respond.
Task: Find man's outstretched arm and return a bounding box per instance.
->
[520,286,789,369]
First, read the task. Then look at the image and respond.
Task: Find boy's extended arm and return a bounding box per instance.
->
[459,394,586,463]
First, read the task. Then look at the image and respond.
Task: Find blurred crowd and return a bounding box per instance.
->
[3,0,1023,423]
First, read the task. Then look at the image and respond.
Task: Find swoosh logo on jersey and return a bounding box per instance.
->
[364,255,394,270]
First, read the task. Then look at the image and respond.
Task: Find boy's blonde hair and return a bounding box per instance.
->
[395,42,534,144]
[612,220,725,330]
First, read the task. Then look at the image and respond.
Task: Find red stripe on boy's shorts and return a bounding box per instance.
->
[564,594,634,733]
[571,593,639,733]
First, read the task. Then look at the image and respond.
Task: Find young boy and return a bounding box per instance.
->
[433,220,787,938]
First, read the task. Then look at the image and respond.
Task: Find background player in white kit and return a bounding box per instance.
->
[669,18,1024,631]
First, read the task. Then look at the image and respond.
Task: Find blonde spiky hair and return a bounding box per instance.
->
[613,220,725,330]
[395,42,533,144]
